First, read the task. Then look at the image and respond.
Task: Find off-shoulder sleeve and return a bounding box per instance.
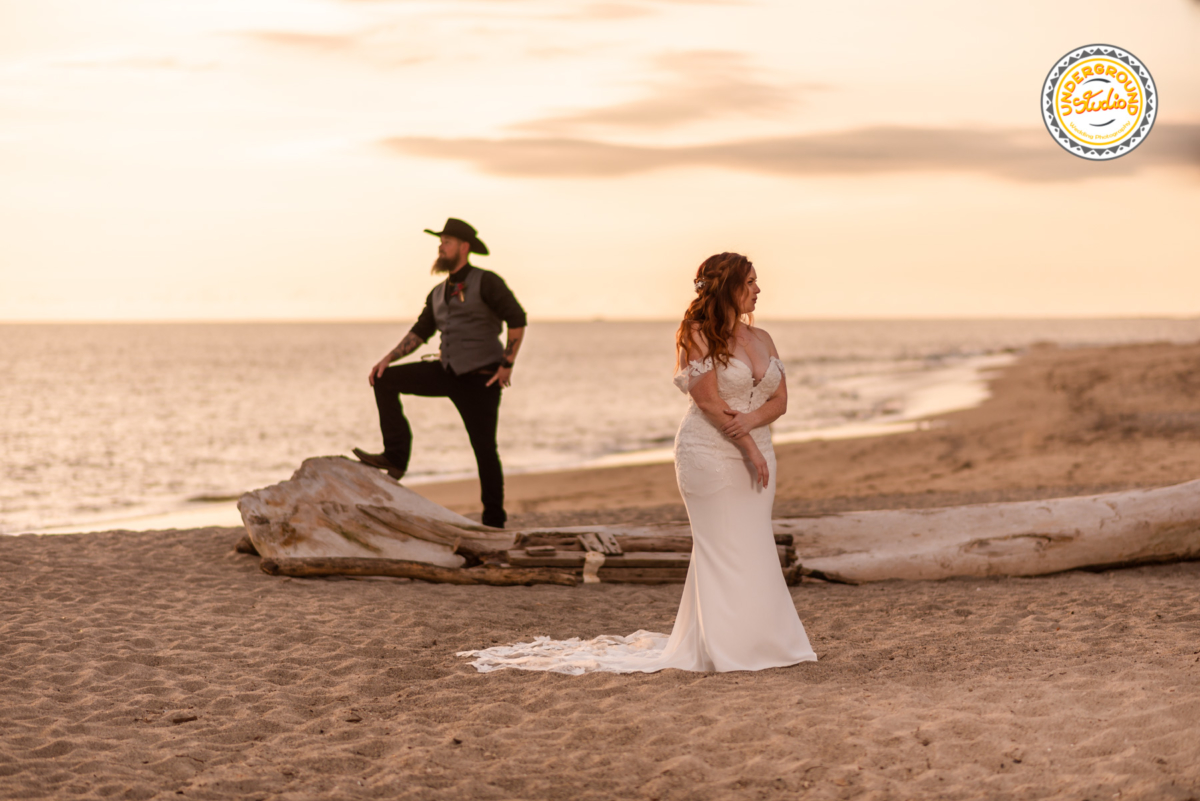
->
[672,357,714,394]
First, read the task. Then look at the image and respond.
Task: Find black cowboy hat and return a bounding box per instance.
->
[424,217,488,256]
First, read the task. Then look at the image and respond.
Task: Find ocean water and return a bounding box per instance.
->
[3,319,1199,534]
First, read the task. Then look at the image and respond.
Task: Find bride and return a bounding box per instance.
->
[459,253,817,673]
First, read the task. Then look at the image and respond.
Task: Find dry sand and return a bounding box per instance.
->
[3,342,1200,800]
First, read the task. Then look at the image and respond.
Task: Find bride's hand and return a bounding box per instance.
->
[743,442,769,488]
[721,409,752,439]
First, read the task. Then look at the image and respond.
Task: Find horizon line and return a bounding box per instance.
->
[3,314,1200,325]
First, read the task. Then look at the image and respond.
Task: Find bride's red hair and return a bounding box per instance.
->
[675,252,754,368]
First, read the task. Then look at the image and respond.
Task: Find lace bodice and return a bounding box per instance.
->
[673,356,784,411]
[672,356,784,497]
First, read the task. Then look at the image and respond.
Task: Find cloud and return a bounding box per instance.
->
[52,56,217,72]
[235,28,431,67]
[335,0,742,5]
[239,31,362,52]
[333,0,745,21]
[569,3,657,20]
[382,123,1200,182]
[515,50,811,133]
[553,1,749,20]
[561,0,747,20]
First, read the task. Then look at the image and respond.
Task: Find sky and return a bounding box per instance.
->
[1,0,1198,321]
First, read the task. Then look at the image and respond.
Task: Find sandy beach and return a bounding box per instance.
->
[4,341,1200,800]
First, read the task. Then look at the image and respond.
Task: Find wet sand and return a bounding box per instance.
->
[3,341,1200,800]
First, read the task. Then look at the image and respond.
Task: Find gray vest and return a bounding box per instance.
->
[431,268,505,374]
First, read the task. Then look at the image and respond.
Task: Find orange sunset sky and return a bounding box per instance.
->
[1,0,1198,322]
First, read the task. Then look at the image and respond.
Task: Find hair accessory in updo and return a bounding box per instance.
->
[694,278,705,292]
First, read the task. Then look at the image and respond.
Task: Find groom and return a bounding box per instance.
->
[354,218,526,528]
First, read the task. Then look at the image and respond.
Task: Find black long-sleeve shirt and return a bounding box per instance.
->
[409,264,527,343]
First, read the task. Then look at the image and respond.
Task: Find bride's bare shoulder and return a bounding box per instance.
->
[684,321,709,345]
[681,321,710,359]
[745,324,773,344]
[747,325,779,357]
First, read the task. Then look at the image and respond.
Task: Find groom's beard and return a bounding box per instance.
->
[432,255,458,274]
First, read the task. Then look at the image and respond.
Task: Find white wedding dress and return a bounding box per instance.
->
[458,353,817,674]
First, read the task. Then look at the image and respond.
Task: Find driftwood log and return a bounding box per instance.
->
[777,479,1200,583]
[505,546,792,569]
[505,482,1200,582]
[260,557,577,586]
[240,458,1200,584]
[518,533,793,552]
[238,457,515,568]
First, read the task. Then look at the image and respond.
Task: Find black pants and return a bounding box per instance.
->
[372,360,506,528]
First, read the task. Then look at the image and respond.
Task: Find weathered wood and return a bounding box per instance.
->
[357,505,513,556]
[507,548,789,569]
[242,458,1200,585]
[513,523,693,542]
[597,531,623,554]
[511,551,586,567]
[576,532,622,555]
[518,535,584,550]
[598,567,690,583]
[779,479,1200,583]
[578,532,604,553]
[239,457,515,567]
[506,550,693,569]
[517,532,790,552]
[260,556,578,586]
[581,551,605,584]
[606,552,693,568]
[613,536,690,553]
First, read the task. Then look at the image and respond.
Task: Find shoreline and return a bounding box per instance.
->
[21,339,1200,534]
[23,353,1012,536]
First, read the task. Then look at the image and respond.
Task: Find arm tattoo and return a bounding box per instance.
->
[389,332,422,361]
[502,327,525,364]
